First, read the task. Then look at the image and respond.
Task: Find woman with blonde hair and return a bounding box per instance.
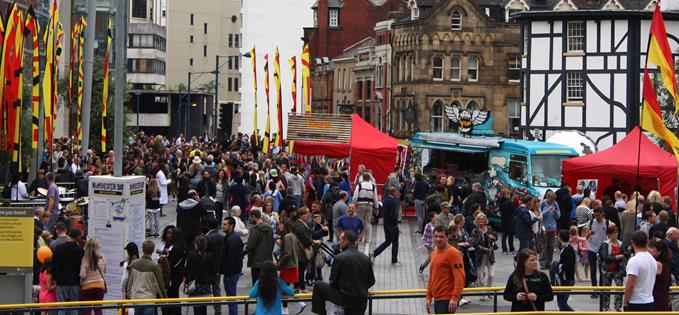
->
[471,212,497,299]
[620,201,637,247]
[647,190,663,214]
[80,237,107,315]
[575,198,592,226]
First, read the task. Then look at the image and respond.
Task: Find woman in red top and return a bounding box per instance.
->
[649,238,671,311]
[598,226,628,312]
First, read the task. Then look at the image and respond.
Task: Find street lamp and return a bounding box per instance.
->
[134,92,141,130]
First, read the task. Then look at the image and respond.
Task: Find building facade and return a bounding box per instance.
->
[517,2,679,149]
[391,0,521,137]
[128,0,166,90]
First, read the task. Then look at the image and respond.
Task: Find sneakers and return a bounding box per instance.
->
[391,261,403,267]
[479,296,488,302]
[296,302,306,314]
[418,266,425,274]
[282,307,289,314]
[369,252,375,264]
[459,298,471,306]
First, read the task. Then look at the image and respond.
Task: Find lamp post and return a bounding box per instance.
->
[134,92,141,130]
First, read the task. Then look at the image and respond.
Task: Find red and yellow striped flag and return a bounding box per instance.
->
[289,56,297,113]
[263,54,271,155]
[641,67,679,162]
[102,19,112,152]
[1,4,25,167]
[648,4,679,113]
[250,47,258,146]
[26,7,40,150]
[274,47,283,147]
[76,17,86,151]
[301,44,311,113]
[43,0,60,159]
[69,20,78,106]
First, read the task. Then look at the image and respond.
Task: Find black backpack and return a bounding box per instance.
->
[428,195,442,213]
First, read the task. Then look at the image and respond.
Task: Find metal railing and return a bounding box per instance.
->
[1,286,678,314]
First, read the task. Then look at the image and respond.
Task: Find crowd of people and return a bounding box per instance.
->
[10,131,679,314]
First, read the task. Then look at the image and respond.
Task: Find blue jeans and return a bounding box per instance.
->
[556,279,575,311]
[134,307,157,315]
[56,285,80,315]
[293,195,302,208]
[518,238,530,251]
[434,300,455,314]
[502,232,515,252]
[223,273,240,315]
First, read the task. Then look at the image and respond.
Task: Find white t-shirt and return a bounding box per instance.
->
[625,251,657,304]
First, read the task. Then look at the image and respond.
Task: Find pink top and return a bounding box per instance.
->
[39,272,56,303]
[569,235,589,256]
[79,255,107,290]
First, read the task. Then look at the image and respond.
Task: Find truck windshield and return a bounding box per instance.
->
[531,155,569,188]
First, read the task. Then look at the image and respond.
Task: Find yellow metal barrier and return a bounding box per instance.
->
[1,286,678,309]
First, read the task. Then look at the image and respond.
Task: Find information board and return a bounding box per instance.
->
[0,207,33,267]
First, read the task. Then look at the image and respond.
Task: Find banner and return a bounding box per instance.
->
[263,54,271,155]
[301,43,311,113]
[648,5,679,112]
[249,47,258,145]
[274,47,283,147]
[26,7,40,150]
[289,56,297,113]
[43,0,61,160]
[76,17,86,151]
[102,19,112,152]
[2,6,25,169]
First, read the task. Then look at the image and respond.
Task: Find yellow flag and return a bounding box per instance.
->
[102,19,112,152]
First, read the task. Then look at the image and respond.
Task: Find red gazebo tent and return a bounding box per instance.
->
[562,127,677,205]
[292,114,399,184]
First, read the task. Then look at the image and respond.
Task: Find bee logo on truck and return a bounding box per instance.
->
[445,104,490,133]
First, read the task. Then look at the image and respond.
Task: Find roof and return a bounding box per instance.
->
[501,139,577,156]
[332,37,375,60]
[311,0,344,9]
[513,8,679,19]
[411,132,577,155]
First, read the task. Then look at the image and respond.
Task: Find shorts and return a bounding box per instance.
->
[578,252,588,265]
[280,268,299,284]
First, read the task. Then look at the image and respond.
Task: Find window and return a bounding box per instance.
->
[228,78,233,91]
[203,45,207,57]
[366,80,372,99]
[127,59,166,74]
[506,8,522,22]
[431,101,444,131]
[190,13,194,25]
[234,57,239,69]
[507,98,521,133]
[523,25,528,54]
[190,35,194,43]
[508,56,520,82]
[204,23,208,34]
[567,21,584,51]
[468,57,478,81]
[509,156,527,183]
[228,58,233,69]
[450,56,461,81]
[235,34,240,48]
[433,56,443,80]
[313,9,318,27]
[234,78,239,92]
[566,72,584,102]
[451,10,462,30]
[228,34,233,47]
[329,9,339,27]
[132,0,147,18]
[162,10,166,17]
[448,101,461,130]
[357,81,363,99]
[189,58,193,66]
[376,65,383,87]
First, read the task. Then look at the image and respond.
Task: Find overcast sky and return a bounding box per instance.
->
[240,0,315,136]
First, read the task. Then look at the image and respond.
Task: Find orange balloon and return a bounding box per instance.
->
[37,246,52,263]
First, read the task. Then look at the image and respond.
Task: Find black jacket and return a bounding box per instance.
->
[330,245,375,298]
[498,197,516,233]
[177,198,207,245]
[243,222,274,268]
[196,179,216,199]
[51,241,84,285]
[666,239,679,284]
[382,195,400,227]
[184,250,216,285]
[555,188,573,230]
[219,231,244,275]
[558,244,576,282]
[503,272,553,311]
[603,206,621,230]
[205,228,225,258]
[463,191,487,216]
[292,219,313,263]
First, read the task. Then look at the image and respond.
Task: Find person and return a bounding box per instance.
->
[503,249,554,311]
[39,258,57,305]
[205,219,225,315]
[285,165,305,208]
[249,261,296,315]
[623,231,657,311]
[335,204,365,242]
[146,178,161,237]
[599,226,628,311]
[292,207,314,294]
[515,196,538,250]
[413,173,429,234]
[620,201,637,247]
[230,173,250,220]
[311,231,375,315]
[648,237,671,311]
[121,242,139,298]
[353,173,378,240]
[435,202,455,229]
[230,206,250,243]
[277,218,301,314]
[569,225,589,282]
[555,184,573,230]
[79,238,107,315]
[539,191,560,269]
[183,235,217,315]
[665,227,679,286]
[419,212,437,274]
[639,211,657,236]
[9,173,29,201]
[575,198,592,226]
[497,188,516,254]
[177,190,207,247]
[125,240,167,315]
[471,213,497,298]
[196,170,216,199]
[371,187,401,266]
[587,207,612,291]
[45,172,60,229]
[243,209,274,284]
[308,213,329,283]
[49,222,69,252]
[219,217,244,315]
[555,230,576,311]
[602,198,622,231]
[28,169,49,196]
[649,211,669,239]
[425,226,466,314]
[52,228,84,315]
[463,182,486,217]
[165,228,187,315]
[425,185,448,220]
[156,164,171,217]
[215,169,228,223]
[332,192,349,242]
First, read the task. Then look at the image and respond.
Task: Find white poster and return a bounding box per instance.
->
[91,221,125,300]
[578,179,598,198]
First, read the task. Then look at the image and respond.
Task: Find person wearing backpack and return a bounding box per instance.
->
[586,206,614,295]
[598,226,628,312]
[425,185,448,229]
[321,176,340,242]
[353,173,379,242]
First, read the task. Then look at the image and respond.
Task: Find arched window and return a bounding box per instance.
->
[431,101,444,132]
[468,56,478,81]
[399,57,404,82]
[451,10,462,30]
[433,56,443,80]
[448,101,461,130]
[410,54,415,81]
[467,101,478,111]
[450,56,461,81]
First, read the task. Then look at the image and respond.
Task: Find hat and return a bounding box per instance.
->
[124,242,138,251]
[270,169,279,177]
[440,202,452,208]
[192,156,202,164]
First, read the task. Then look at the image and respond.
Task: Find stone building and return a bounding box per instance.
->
[390,0,522,137]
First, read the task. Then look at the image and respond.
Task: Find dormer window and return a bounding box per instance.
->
[451,10,462,30]
[409,0,419,20]
[329,9,339,27]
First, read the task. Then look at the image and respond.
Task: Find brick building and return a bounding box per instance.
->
[303,0,406,113]
[391,0,521,137]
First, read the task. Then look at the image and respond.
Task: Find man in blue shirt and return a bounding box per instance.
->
[540,191,561,269]
[336,204,365,242]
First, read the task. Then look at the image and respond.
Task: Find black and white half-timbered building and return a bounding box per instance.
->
[514,1,679,149]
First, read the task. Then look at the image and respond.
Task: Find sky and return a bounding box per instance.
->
[240,0,315,136]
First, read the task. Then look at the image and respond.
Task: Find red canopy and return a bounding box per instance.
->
[562,127,677,205]
[292,114,398,184]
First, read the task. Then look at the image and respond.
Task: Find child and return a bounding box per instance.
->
[308,214,328,283]
[39,257,56,306]
[419,212,437,273]
[569,225,589,282]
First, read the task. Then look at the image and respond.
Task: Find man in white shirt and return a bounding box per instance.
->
[623,231,658,311]
[10,174,29,201]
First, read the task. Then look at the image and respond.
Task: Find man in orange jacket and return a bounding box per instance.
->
[426,225,466,314]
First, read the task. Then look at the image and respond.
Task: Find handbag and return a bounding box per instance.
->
[304,246,314,260]
[185,280,196,295]
[521,278,538,311]
[97,266,107,294]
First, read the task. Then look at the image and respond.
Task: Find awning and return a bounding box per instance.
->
[411,132,502,153]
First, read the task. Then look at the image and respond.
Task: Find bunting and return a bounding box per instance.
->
[641,67,679,163]
[43,0,61,160]
[648,4,679,112]
[102,19,112,152]
[263,54,271,155]
[288,56,297,113]
[76,17,86,151]
[1,5,25,169]
[25,7,40,151]
[301,43,311,113]
[249,47,259,146]
[274,48,283,147]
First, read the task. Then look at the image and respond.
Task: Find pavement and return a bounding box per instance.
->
[154,201,604,314]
